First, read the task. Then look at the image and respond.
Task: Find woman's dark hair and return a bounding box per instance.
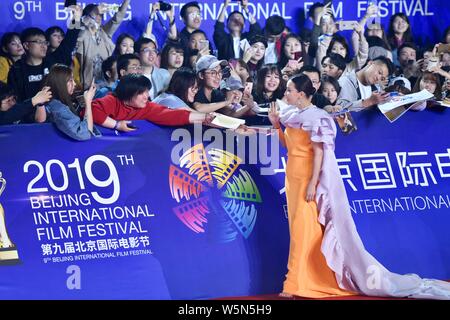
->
[327,34,351,62]
[0,32,22,60]
[265,15,286,36]
[412,71,442,99]
[387,13,413,49]
[42,64,74,111]
[0,82,15,103]
[160,43,184,70]
[82,4,98,17]
[321,53,347,73]
[167,67,197,105]
[229,59,251,81]
[290,74,316,98]
[113,33,135,57]
[115,74,152,102]
[184,48,199,68]
[364,23,391,51]
[45,26,65,43]
[319,75,341,102]
[279,34,308,69]
[248,34,267,48]
[102,55,118,82]
[253,64,286,103]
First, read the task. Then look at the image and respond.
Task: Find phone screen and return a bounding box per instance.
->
[294,51,302,60]
[244,82,253,95]
[339,21,358,31]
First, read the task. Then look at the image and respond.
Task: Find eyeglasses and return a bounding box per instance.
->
[141,47,158,55]
[27,40,49,46]
[204,70,222,78]
[128,65,144,71]
[188,12,202,19]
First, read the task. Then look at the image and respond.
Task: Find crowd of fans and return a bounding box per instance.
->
[0,0,449,140]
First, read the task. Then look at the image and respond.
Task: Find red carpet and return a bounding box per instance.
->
[216,281,450,300]
[217,294,406,300]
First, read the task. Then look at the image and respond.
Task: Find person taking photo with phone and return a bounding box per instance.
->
[213,0,262,61]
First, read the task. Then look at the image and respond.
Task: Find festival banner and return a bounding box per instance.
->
[0,108,449,299]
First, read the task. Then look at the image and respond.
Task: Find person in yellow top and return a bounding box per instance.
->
[0,33,25,83]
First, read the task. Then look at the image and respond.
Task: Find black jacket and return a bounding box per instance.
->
[213,21,262,61]
[8,27,80,102]
[0,99,35,125]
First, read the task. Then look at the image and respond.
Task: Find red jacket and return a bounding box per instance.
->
[90,94,191,126]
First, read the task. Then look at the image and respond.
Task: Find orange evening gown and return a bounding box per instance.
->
[281,127,354,298]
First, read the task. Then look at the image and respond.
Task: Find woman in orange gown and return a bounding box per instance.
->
[269,74,354,298]
[268,74,450,300]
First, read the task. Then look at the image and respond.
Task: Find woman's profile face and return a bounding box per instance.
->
[235,64,249,83]
[187,81,199,103]
[130,90,150,109]
[6,36,25,57]
[49,31,64,50]
[66,75,76,96]
[284,80,301,106]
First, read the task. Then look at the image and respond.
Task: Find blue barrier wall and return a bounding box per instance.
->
[0,107,449,299]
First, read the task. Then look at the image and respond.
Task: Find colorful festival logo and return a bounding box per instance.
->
[0,171,20,264]
[169,144,262,243]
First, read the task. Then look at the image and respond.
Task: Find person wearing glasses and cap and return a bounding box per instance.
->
[193,55,239,114]
[7,6,82,104]
[76,0,131,90]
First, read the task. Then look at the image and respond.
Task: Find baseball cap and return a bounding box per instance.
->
[388,76,412,90]
[195,55,228,73]
[220,76,244,91]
